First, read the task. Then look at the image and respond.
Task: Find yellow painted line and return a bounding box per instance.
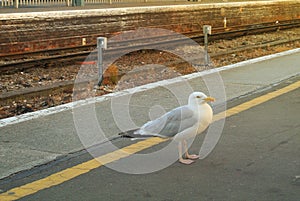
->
[1,80,299,201]
[0,137,168,201]
[212,80,300,122]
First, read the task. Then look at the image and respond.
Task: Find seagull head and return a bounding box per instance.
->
[188,92,215,105]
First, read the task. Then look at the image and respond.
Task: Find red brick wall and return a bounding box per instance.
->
[0,0,299,55]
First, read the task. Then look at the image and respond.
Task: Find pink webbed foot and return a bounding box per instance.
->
[186,154,199,160]
[179,158,195,165]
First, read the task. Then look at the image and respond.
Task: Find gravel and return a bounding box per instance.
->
[0,27,300,119]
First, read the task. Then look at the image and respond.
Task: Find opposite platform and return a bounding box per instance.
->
[1,0,299,55]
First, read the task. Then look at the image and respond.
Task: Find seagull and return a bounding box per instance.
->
[120,92,215,165]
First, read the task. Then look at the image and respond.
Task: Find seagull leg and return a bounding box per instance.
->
[183,139,199,160]
[178,141,194,165]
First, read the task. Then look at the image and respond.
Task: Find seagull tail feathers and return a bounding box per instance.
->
[118,129,138,138]
[119,129,156,138]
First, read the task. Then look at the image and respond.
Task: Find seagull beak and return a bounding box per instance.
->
[204,97,215,102]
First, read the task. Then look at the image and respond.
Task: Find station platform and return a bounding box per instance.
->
[0,0,272,14]
[0,48,299,180]
[1,0,299,56]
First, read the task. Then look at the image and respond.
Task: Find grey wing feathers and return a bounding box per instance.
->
[140,106,197,137]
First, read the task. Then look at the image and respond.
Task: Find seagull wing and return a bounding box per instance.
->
[137,105,197,138]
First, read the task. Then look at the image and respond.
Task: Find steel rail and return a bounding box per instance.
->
[1,19,300,73]
[1,36,300,107]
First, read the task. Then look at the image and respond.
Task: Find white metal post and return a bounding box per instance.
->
[97,37,107,86]
[203,25,212,66]
[15,0,19,8]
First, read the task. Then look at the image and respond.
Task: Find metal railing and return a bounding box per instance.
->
[1,0,14,7]
[1,0,71,8]
[1,0,179,8]
[85,0,124,4]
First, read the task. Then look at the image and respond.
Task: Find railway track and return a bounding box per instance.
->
[1,19,300,73]
[1,36,299,104]
[1,21,300,118]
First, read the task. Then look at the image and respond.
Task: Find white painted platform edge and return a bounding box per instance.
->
[1,48,299,128]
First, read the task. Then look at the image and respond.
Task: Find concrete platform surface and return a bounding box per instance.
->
[11,75,300,201]
[0,48,299,180]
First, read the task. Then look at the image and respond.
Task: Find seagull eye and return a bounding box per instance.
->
[196,95,202,98]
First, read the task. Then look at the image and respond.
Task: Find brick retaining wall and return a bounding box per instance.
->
[0,0,299,55]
